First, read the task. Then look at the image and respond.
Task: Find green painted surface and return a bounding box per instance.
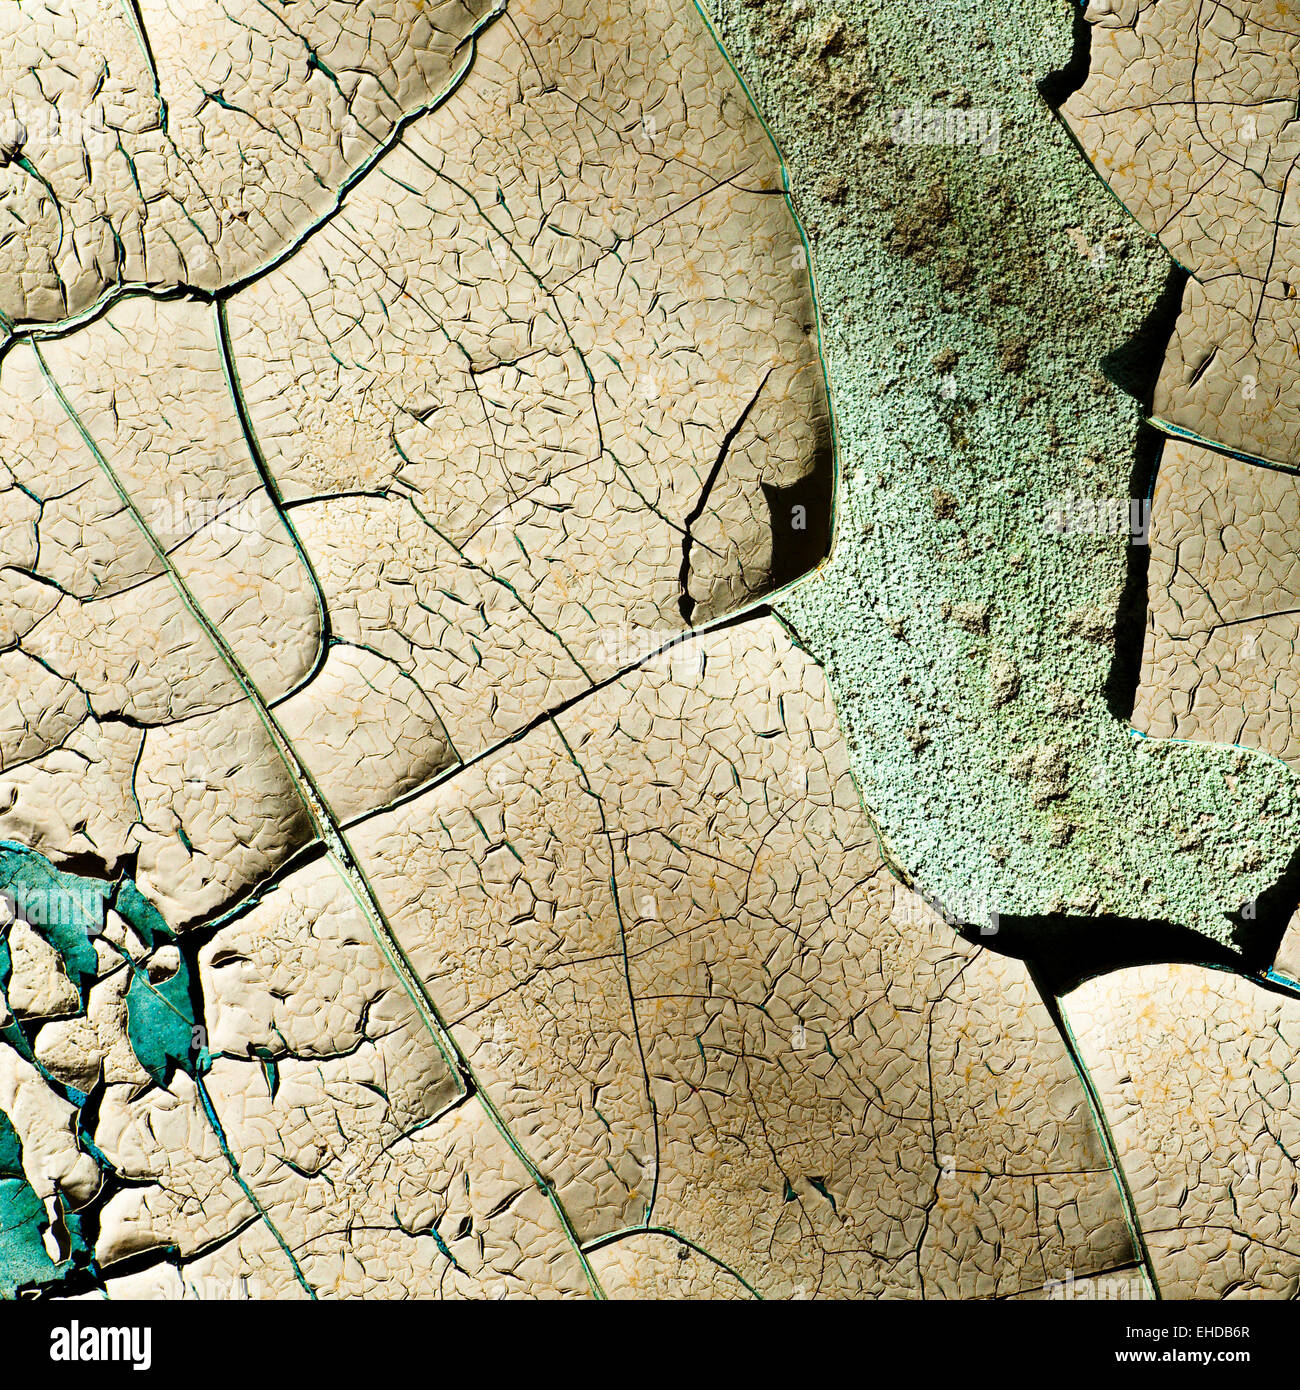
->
[706,0,1300,942]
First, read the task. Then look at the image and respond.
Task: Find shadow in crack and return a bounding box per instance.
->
[1100,264,1188,414]
[1103,421,1163,722]
[954,906,1289,998]
[1225,837,1300,970]
[1038,0,1092,110]
[1096,263,1187,722]
[761,415,835,595]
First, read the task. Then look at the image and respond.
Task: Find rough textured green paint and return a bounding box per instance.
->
[706,0,1300,943]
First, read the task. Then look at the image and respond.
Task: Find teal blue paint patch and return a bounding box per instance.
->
[53,1190,93,1274]
[0,843,107,1007]
[0,1112,68,1297]
[427,1218,463,1273]
[125,957,198,1087]
[0,844,212,1296]
[0,842,206,1093]
[113,878,169,953]
[0,1109,22,1180]
[0,931,10,1014]
[0,1019,37,1071]
[258,1054,279,1100]
[0,1176,62,1297]
[112,880,202,1085]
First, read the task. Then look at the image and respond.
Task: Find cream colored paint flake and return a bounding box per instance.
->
[1064,963,1300,1299]
[65,619,1131,1297]
[1063,0,1300,466]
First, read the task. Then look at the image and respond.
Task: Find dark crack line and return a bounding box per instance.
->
[678,371,771,623]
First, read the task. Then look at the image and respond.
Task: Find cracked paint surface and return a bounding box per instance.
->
[0,0,1123,1301]
[4,0,1300,1305]
[669,0,1300,1304]
[1060,0,1300,470]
